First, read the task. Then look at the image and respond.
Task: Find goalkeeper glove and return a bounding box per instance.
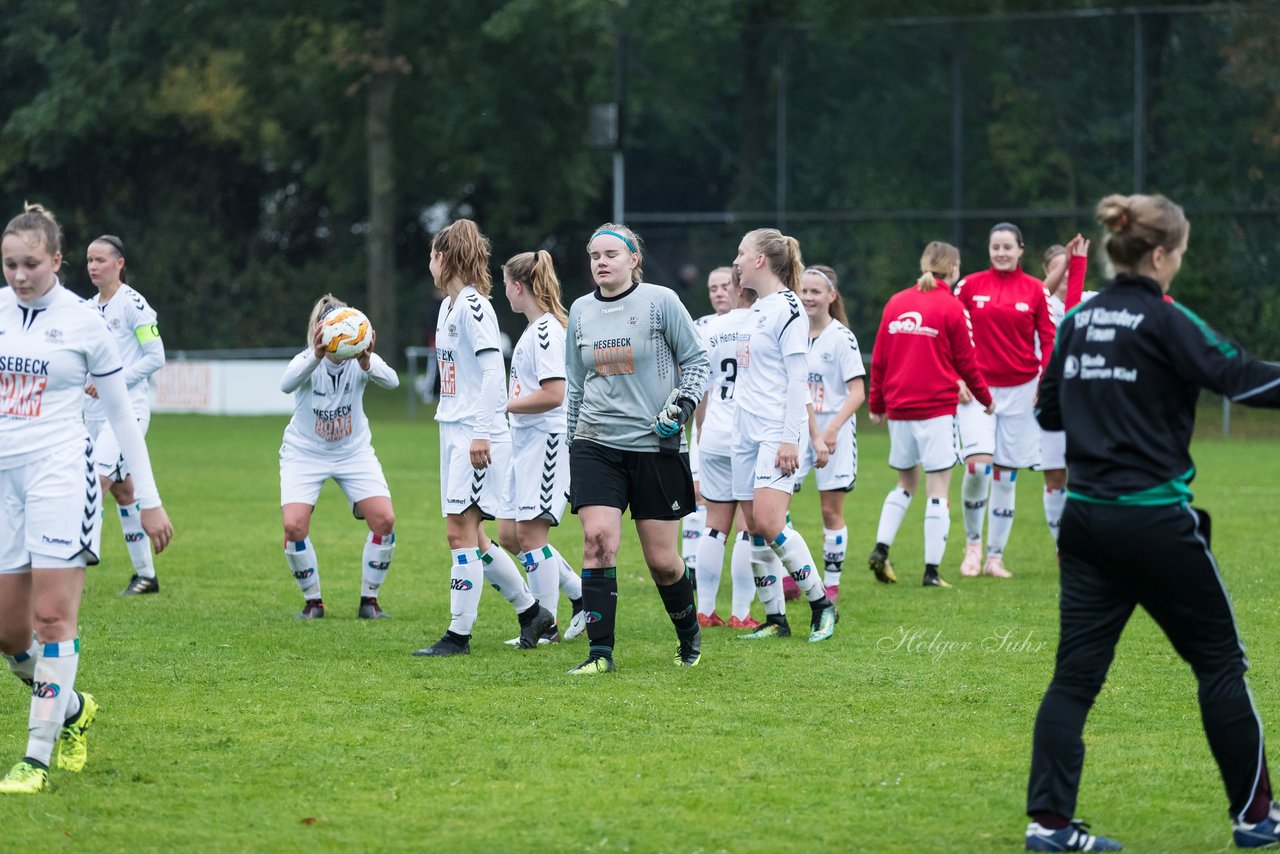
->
[653,389,694,438]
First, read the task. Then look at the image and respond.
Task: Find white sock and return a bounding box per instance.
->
[481,543,536,614]
[119,502,155,579]
[1044,486,1067,544]
[769,528,826,603]
[448,548,484,636]
[27,639,79,767]
[730,532,756,620]
[3,641,37,686]
[924,498,950,566]
[361,531,395,598]
[521,546,561,619]
[822,526,848,586]
[875,488,913,547]
[682,504,705,571]
[987,470,1018,557]
[552,546,582,600]
[751,536,787,617]
[285,538,321,600]
[962,463,992,544]
[695,528,727,616]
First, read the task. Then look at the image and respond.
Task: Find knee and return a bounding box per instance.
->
[0,627,32,656]
[820,507,843,529]
[110,479,135,506]
[283,521,310,543]
[30,606,71,643]
[582,530,616,566]
[367,512,395,538]
[445,530,472,551]
[1043,470,1067,490]
[649,563,682,586]
[501,532,523,555]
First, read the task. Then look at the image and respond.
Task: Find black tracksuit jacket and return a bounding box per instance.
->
[1036,274,1280,504]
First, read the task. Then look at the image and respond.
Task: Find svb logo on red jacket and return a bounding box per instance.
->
[887,312,939,337]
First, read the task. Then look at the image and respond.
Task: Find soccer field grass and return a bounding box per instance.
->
[2,393,1279,852]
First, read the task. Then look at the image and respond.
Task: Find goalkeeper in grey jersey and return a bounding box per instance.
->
[564,224,710,675]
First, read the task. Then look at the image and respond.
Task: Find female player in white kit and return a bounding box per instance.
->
[498,249,586,644]
[278,294,399,620]
[693,268,766,629]
[1033,236,1089,546]
[793,264,865,603]
[0,204,173,793]
[732,228,838,643]
[414,220,553,658]
[81,235,167,596]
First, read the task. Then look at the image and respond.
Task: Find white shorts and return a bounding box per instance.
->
[279,443,391,510]
[501,427,569,523]
[795,419,857,492]
[86,414,152,482]
[1036,429,1067,471]
[439,421,510,519]
[698,451,734,504]
[0,437,101,572]
[955,378,1041,469]
[888,415,960,472]
[688,431,700,480]
[732,438,799,501]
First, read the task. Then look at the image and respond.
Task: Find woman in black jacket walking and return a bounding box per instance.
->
[1025,193,1280,852]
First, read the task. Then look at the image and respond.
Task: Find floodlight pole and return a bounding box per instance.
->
[614,29,627,224]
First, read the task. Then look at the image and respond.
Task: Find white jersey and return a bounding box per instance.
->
[508,312,567,433]
[1041,290,1097,357]
[83,283,162,422]
[0,283,120,469]
[434,285,509,438]
[806,319,865,422]
[280,351,398,456]
[698,307,752,457]
[733,288,809,443]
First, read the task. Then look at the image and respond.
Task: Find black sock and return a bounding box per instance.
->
[444,630,470,644]
[23,757,48,771]
[925,563,939,577]
[875,542,890,555]
[809,596,831,615]
[570,596,583,616]
[517,602,541,626]
[581,567,617,657]
[657,569,699,642]
[1030,811,1070,831]
[766,613,789,627]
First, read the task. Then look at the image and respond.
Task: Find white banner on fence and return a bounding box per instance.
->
[150,360,293,415]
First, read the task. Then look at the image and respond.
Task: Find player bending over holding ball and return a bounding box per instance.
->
[414,220,554,657]
[82,234,167,596]
[0,204,173,793]
[278,295,398,619]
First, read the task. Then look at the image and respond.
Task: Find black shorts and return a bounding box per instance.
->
[569,440,695,521]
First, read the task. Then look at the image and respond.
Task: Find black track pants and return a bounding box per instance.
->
[1027,501,1268,821]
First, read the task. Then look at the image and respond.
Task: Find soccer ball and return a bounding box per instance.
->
[320,307,373,360]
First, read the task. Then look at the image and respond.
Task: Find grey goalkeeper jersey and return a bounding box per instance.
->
[567,282,710,453]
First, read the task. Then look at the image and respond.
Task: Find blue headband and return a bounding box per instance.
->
[591,230,638,255]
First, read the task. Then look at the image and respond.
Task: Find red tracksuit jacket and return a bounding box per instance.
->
[869,279,992,421]
[954,266,1055,387]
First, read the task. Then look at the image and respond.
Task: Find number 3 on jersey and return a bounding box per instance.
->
[719,357,737,401]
